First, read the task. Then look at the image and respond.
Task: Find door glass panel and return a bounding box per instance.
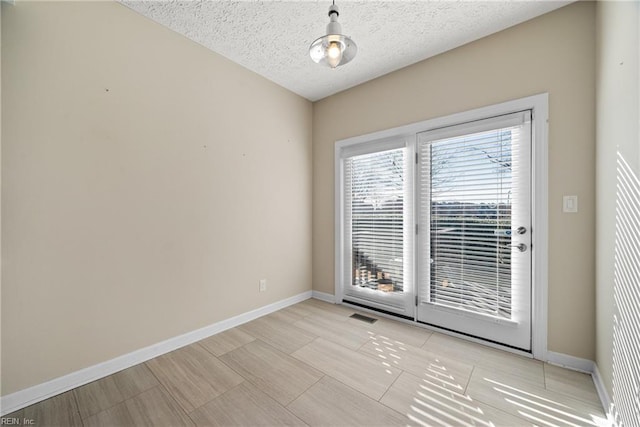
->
[346,148,405,294]
[417,110,532,350]
[426,125,523,319]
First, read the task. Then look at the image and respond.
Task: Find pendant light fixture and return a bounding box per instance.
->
[309,1,357,68]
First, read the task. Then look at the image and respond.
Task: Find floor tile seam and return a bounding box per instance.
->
[196,337,246,359]
[146,383,195,421]
[378,325,431,349]
[79,384,168,423]
[378,377,517,427]
[244,324,318,353]
[353,335,376,353]
[471,362,579,395]
[290,319,327,340]
[476,391,604,427]
[69,386,86,426]
[291,312,314,321]
[390,368,474,403]
[470,362,546,387]
[291,335,406,391]
[354,340,402,370]
[461,387,540,426]
[279,404,311,426]
[422,331,438,348]
[210,337,325,402]
[354,339,475,390]
[191,340,262,383]
[286,321,326,345]
[419,350,481,374]
[289,319,320,347]
[541,366,602,407]
[216,339,308,405]
[283,374,326,410]
[375,389,416,422]
[186,376,309,426]
[289,341,329,376]
[466,382,605,422]
[198,335,258,358]
[462,365,475,395]
[292,314,349,331]
[318,372,401,412]
[359,334,442,360]
[235,326,261,345]
[543,387,607,413]
[143,359,215,416]
[183,380,249,417]
[74,378,160,421]
[249,338,326,379]
[212,346,259,386]
[307,335,402,371]
[377,369,404,405]
[329,375,412,425]
[542,384,603,408]
[291,336,322,354]
[298,321,373,347]
[284,373,327,412]
[468,398,539,427]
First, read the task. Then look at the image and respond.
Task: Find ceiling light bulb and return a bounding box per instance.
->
[309,3,357,68]
[327,41,343,68]
[328,41,342,59]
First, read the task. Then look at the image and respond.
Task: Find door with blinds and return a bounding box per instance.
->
[340,138,414,317]
[416,111,532,350]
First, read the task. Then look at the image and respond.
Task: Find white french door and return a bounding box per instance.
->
[337,102,539,352]
[416,111,532,350]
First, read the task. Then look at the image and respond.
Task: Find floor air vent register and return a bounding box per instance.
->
[349,313,378,324]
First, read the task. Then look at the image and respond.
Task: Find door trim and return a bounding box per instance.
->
[335,93,548,359]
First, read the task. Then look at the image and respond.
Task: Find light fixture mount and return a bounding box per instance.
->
[309,2,357,69]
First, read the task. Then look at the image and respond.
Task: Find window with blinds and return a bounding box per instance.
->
[345,148,406,294]
[420,118,527,319]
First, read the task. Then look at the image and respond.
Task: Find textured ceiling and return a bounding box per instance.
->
[121,1,572,101]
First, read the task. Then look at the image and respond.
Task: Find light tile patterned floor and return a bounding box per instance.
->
[2,298,607,426]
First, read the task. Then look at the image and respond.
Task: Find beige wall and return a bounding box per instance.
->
[1,1,312,396]
[595,0,640,400]
[313,2,596,359]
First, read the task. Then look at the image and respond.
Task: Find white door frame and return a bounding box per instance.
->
[334,93,548,359]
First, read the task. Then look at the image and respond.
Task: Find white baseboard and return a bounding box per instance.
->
[0,290,312,416]
[311,290,335,303]
[592,364,614,425]
[546,351,614,424]
[545,350,595,374]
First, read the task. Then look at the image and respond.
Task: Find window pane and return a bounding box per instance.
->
[347,148,405,293]
[428,127,518,318]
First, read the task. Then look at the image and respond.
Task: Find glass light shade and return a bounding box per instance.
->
[309,33,357,68]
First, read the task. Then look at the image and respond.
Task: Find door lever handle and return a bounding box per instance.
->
[508,243,527,252]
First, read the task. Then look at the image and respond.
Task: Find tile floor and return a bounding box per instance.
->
[2,298,607,426]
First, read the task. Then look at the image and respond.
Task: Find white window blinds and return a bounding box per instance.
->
[419,112,530,320]
[345,148,407,294]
